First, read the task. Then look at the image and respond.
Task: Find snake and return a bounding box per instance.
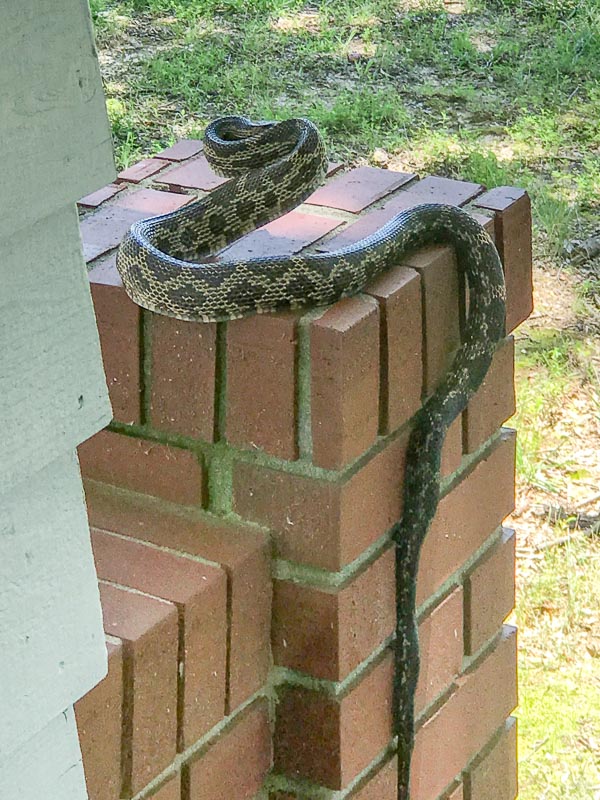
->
[116,116,506,800]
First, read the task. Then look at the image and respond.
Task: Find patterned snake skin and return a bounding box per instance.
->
[116,116,506,800]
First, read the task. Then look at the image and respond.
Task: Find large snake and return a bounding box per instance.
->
[116,117,506,799]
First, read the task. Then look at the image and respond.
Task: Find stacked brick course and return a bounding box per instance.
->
[76,142,532,800]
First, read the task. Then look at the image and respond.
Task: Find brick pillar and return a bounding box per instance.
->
[76,145,532,800]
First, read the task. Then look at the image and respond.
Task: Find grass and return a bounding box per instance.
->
[90,1,600,796]
[516,535,600,799]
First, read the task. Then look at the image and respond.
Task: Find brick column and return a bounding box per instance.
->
[76,145,531,800]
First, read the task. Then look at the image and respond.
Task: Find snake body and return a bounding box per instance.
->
[116,117,506,800]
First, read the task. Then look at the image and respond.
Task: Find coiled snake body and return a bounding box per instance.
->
[117,117,506,800]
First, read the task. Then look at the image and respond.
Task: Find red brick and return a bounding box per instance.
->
[220,210,342,260]
[226,312,298,459]
[417,429,516,605]
[149,314,217,441]
[186,700,272,800]
[310,296,380,469]
[274,650,394,789]
[156,139,204,161]
[85,483,272,712]
[474,187,533,332]
[365,266,422,435]
[382,176,483,212]
[272,548,395,681]
[352,757,397,799]
[440,414,463,479]
[91,529,228,746]
[98,582,179,796]
[79,429,204,506]
[416,588,463,715]
[79,183,125,209]
[80,189,190,262]
[157,154,229,191]
[81,204,144,263]
[89,271,141,424]
[117,158,170,184]
[464,336,515,453]
[402,245,461,396]
[76,640,123,800]
[410,626,517,800]
[470,211,496,240]
[317,197,492,256]
[465,528,516,655]
[234,429,409,570]
[113,187,192,215]
[316,206,402,251]
[147,773,181,800]
[306,166,415,213]
[467,717,517,800]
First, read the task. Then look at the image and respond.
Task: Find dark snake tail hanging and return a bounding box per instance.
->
[116,116,507,800]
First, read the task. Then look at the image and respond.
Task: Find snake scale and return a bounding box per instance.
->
[117,116,506,800]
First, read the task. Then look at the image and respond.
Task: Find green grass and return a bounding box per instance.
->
[90,1,600,796]
[516,535,600,800]
[97,0,599,250]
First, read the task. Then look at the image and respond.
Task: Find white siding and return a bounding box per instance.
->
[0,204,113,494]
[0,0,115,240]
[0,452,107,759]
[0,707,88,799]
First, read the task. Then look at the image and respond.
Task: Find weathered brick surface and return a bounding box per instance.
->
[186,700,272,800]
[411,625,517,800]
[113,187,192,215]
[79,182,125,208]
[467,717,518,800]
[117,158,170,184]
[440,414,463,478]
[415,588,463,714]
[402,245,461,396]
[306,166,415,212]
[80,189,190,262]
[149,314,217,441]
[157,154,229,191]
[85,483,272,712]
[221,210,341,260]
[365,266,422,435]
[79,429,204,506]
[76,640,123,800]
[98,582,179,796]
[417,429,516,605]
[274,651,394,789]
[272,548,395,681]
[474,187,533,332]
[465,528,516,655]
[310,296,380,469]
[81,205,144,263]
[156,139,204,161]
[226,312,299,459]
[234,430,409,571]
[464,336,515,453]
[89,276,141,424]
[383,176,483,210]
[91,529,228,746]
